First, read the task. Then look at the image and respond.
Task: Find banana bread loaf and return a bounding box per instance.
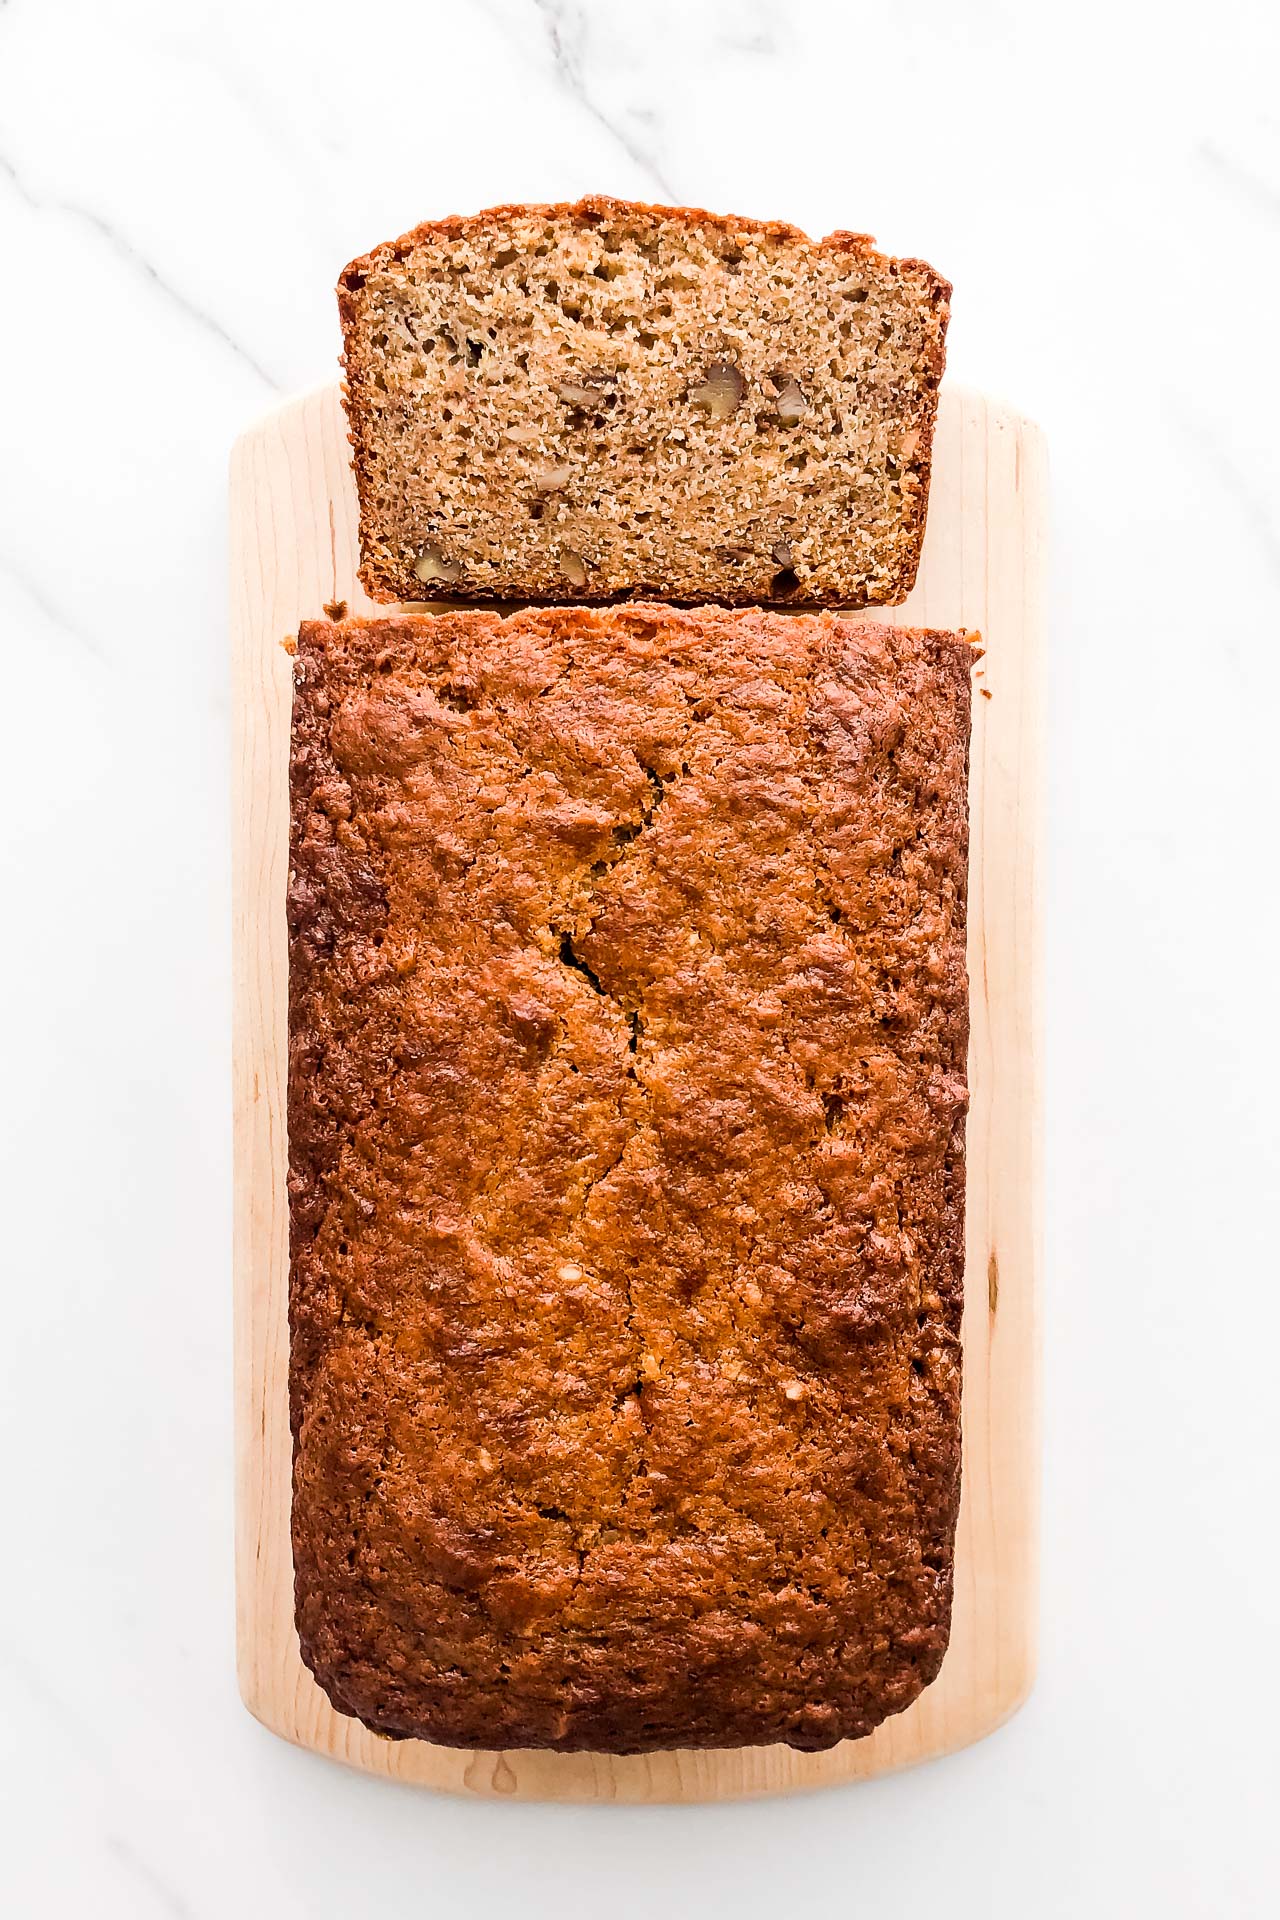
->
[288,604,972,1753]
[338,198,950,609]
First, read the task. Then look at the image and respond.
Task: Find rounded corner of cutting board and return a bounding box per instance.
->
[236,1666,292,1746]
[231,382,1045,1803]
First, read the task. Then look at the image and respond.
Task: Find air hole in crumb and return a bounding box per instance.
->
[771,567,800,595]
[436,684,476,713]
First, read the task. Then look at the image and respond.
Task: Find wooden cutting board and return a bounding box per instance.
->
[230,383,1045,1802]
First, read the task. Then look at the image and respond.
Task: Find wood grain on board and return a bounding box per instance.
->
[230,382,1044,1802]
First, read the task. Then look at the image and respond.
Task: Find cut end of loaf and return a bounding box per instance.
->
[337,198,950,608]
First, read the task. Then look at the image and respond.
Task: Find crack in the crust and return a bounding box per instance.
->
[579,757,669,918]
[812,860,850,940]
[775,1024,852,1149]
[536,1505,586,1576]
[553,754,677,1072]
[558,929,608,998]
[546,753,696,1539]
[612,1250,649,1495]
[429,682,729,1557]
[585,756,669,877]
[535,658,578,703]
[574,1132,631,1221]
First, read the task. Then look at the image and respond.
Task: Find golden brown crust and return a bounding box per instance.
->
[338,197,893,289]
[336,200,950,610]
[288,605,972,1753]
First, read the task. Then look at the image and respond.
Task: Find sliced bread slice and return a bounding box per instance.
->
[338,197,950,608]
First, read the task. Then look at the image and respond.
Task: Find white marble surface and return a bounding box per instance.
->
[2,1,1278,1914]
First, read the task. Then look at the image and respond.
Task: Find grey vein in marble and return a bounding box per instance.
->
[718,31,777,54]
[0,551,109,664]
[0,153,279,392]
[0,1640,118,1767]
[1197,139,1280,224]
[105,1835,197,1920]
[531,0,678,201]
